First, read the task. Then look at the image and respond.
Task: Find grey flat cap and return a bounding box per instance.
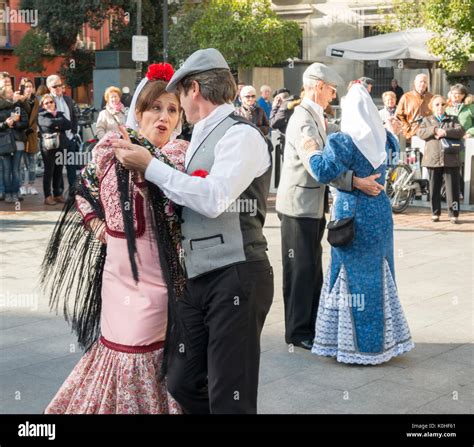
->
[166,48,230,92]
[303,62,344,88]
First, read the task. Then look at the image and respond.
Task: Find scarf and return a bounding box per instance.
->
[106,101,124,116]
[341,84,387,169]
[41,127,186,377]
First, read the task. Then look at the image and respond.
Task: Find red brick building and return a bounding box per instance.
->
[0,0,112,103]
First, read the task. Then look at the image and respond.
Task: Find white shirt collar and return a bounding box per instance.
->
[186,103,235,166]
[193,103,234,135]
[303,97,324,123]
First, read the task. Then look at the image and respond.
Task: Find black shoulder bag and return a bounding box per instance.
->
[327,192,360,248]
[440,138,464,155]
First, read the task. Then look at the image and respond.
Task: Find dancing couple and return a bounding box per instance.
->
[42,49,274,414]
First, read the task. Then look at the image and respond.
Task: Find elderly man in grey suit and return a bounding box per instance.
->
[276,63,384,349]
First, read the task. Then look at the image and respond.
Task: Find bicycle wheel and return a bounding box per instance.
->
[385,164,415,214]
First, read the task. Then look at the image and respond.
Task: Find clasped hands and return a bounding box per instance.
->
[434,128,447,139]
[108,126,153,174]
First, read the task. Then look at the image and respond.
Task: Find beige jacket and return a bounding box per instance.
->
[276,101,353,219]
[96,107,126,139]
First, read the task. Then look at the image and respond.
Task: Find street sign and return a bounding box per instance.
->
[132,35,148,62]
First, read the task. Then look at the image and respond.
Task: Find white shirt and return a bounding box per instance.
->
[303,97,325,130]
[145,103,271,218]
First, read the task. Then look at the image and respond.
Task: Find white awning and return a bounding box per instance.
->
[326,28,440,61]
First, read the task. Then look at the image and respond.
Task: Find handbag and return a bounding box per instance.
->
[42,132,60,151]
[0,130,17,156]
[327,192,360,248]
[440,138,464,155]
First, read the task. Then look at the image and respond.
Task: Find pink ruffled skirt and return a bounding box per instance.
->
[44,337,181,414]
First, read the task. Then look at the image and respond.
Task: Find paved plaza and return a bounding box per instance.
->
[0,192,473,414]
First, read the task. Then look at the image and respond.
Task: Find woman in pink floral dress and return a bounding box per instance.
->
[41,64,188,414]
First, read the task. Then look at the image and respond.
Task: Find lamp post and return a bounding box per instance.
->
[135,0,143,86]
[163,0,169,62]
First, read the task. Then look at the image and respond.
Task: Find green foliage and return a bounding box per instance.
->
[377,0,473,73]
[60,49,95,88]
[20,0,113,54]
[168,4,205,67]
[170,0,301,69]
[105,0,180,63]
[13,29,49,73]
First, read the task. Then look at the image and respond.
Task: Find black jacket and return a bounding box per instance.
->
[52,94,78,135]
[38,110,72,149]
[0,98,29,142]
[270,95,299,134]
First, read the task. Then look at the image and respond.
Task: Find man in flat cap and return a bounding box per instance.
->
[113,48,273,414]
[276,63,383,351]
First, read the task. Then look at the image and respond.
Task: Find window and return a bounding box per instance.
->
[297,27,303,60]
[34,77,47,90]
[0,1,7,47]
[363,26,393,98]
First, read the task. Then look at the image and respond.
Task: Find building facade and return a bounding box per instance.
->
[0,0,111,103]
[253,0,453,103]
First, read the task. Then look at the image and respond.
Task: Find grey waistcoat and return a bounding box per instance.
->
[181,114,272,279]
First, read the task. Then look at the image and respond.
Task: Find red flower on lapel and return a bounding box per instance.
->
[190,169,209,178]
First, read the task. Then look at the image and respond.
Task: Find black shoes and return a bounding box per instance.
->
[292,339,313,350]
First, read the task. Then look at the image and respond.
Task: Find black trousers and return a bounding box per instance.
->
[167,259,274,414]
[279,213,326,344]
[41,148,62,198]
[428,167,460,217]
[65,138,78,193]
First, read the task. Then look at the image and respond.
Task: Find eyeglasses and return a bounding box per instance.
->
[325,83,337,94]
[43,101,54,105]
[433,103,446,106]
[244,95,256,99]
[51,84,63,89]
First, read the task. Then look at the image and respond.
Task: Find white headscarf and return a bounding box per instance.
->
[125,77,147,131]
[341,83,387,169]
[124,76,182,140]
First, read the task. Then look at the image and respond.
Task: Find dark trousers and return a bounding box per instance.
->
[41,149,62,198]
[65,138,78,193]
[167,259,274,414]
[428,167,460,217]
[279,213,326,344]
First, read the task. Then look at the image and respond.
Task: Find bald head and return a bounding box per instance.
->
[414,74,428,95]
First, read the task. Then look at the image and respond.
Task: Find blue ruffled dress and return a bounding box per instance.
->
[309,131,414,365]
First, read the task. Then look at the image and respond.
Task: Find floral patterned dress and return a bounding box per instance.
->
[44,132,188,414]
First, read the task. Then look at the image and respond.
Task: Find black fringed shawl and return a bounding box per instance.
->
[40,129,186,377]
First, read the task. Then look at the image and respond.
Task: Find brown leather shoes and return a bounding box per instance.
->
[54,195,66,203]
[44,196,57,205]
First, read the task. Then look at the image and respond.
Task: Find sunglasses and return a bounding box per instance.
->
[52,84,63,89]
[43,101,54,105]
[244,95,256,99]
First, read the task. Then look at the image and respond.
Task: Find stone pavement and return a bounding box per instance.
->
[0,200,472,414]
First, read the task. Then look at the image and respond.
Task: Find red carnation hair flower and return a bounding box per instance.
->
[191,169,209,178]
[146,63,174,82]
